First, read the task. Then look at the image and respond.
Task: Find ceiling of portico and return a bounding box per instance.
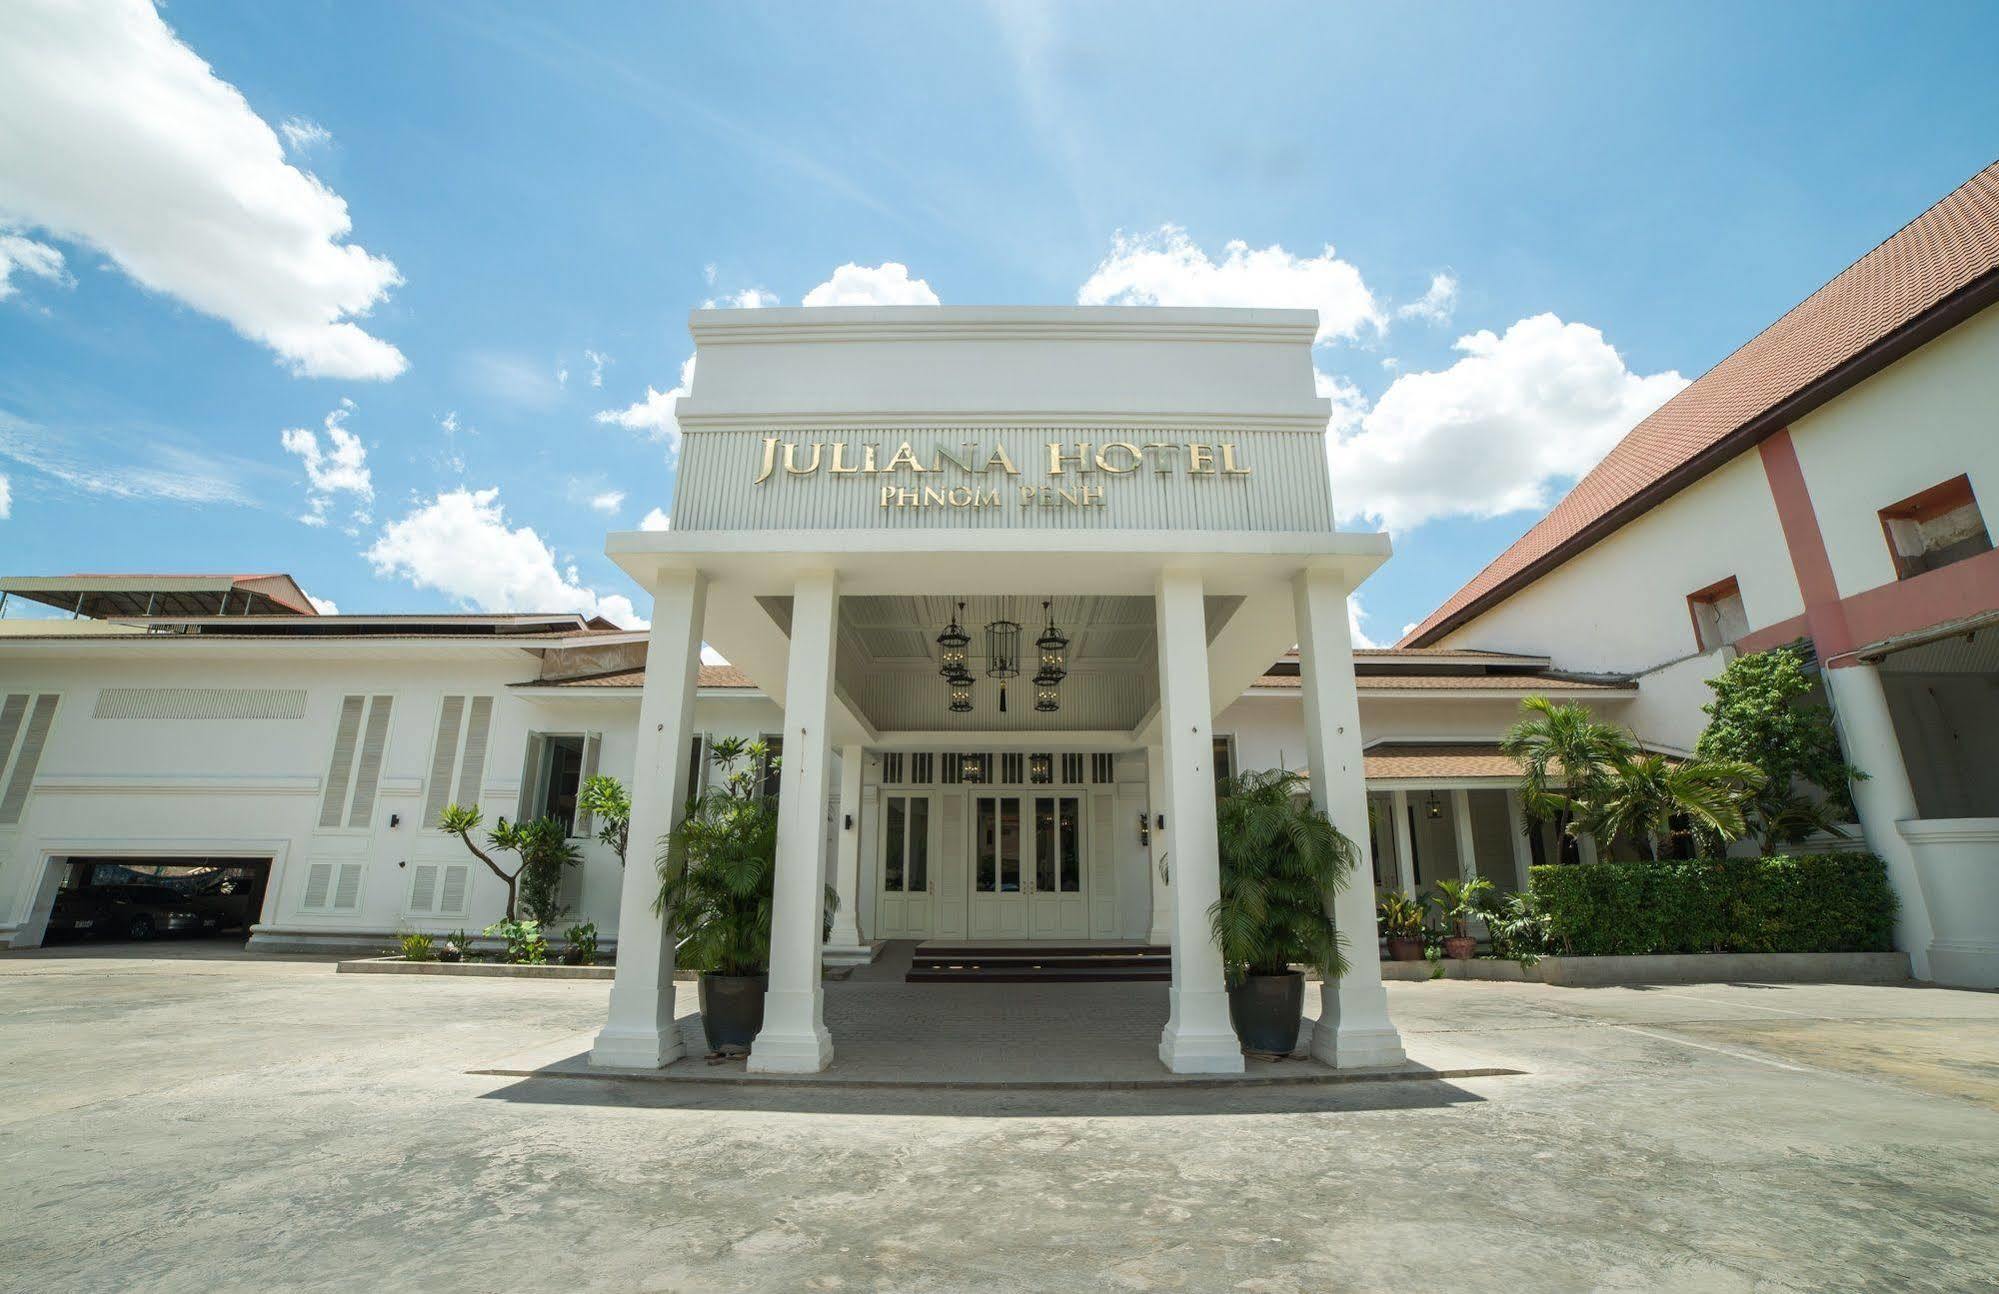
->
[754,592,1241,732]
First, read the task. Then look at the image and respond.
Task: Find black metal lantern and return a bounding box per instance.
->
[1034,679,1060,713]
[1035,600,1069,682]
[936,601,971,679]
[1425,791,1443,820]
[984,613,1020,712]
[948,675,974,713]
[1029,752,1052,782]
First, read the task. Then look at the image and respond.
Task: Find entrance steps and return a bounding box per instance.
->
[906,942,1171,983]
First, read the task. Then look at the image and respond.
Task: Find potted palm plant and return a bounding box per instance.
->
[1430,876,1493,959]
[1377,891,1427,961]
[655,738,837,1054]
[1208,768,1358,1055]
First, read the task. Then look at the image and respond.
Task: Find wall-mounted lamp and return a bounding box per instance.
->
[1156,813,1166,831]
[1137,811,1151,848]
[389,813,401,829]
[1424,792,1443,821]
[844,813,854,830]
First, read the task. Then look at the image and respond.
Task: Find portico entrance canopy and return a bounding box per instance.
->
[592,306,1407,1078]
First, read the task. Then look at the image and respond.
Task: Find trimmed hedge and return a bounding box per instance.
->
[1529,854,1897,957]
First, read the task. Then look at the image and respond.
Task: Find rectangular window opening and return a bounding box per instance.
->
[1880,475,1991,579]
[1687,575,1748,653]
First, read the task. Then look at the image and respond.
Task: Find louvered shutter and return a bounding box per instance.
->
[346,695,394,827]
[302,862,334,909]
[319,697,365,828]
[0,694,58,826]
[574,732,602,834]
[409,863,439,914]
[454,696,492,810]
[423,696,465,827]
[0,695,28,776]
[332,863,364,910]
[439,864,470,915]
[517,735,545,821]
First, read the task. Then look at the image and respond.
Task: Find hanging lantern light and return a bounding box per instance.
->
[936,601,971,678]
[1028,752,1052,782]
[984,612,1020,712]
[948,674,974,714]
[1035,600,1069,682]
[1034,678,1061,713]
[1425,791,1443,820]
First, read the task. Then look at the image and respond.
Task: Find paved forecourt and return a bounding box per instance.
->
[3,948,1997,1293]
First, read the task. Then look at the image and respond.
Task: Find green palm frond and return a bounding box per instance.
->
[1207,768,1357,982]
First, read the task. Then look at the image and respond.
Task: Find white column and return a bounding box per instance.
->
[1826,661,1935,980]
[823,744,867,957]
[1389,788,1417,895]
[1152,569,1244,1074]
[591,569,706,1069]
[1451,789,1479,883]
[1294,568,1406,1070]
[1144,743,1174,946]
[1577,832,1600,866]
[1506,789,1534,892]
[749,570,840,1073]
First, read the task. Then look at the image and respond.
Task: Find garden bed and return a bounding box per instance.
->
[337,956,629,981]
[1377,950,1910,985]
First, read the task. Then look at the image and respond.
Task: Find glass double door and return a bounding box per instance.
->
[968,794,1087,939]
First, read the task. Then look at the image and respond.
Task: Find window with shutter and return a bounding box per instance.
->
[319,696,365,829]
[454,696,493,808]
[438,864,470,915]
[423,696,465,827]
[346,696,395,828]
[575,732,602,834]
[408,863,439,913]
[0,693,59,826]
[331,863,363,910]
[302,861,334,910]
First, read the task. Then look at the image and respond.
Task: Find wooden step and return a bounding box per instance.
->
[906,966,1174,983]
[912,943,1168,958]
[912,954,1167,970]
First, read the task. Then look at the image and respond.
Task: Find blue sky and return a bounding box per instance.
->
[2,1,1996,642]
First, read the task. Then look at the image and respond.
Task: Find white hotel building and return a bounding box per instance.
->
[1,162,1995,1075]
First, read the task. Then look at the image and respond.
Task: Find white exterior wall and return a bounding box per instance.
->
[1436,451,1803,672]
[0,646,783,948]
[1789,304,1999,599]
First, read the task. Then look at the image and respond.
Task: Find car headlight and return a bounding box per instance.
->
[170,910,198,919]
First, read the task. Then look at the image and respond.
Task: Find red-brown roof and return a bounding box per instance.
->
[1404,159,1999,647]
[1253,672,1631,693]
[1362,744,1523,780]
[528,664,754,689]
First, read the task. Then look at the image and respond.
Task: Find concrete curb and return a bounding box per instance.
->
[1378,950,1911,986]
[469,1061,1527,1092]
[337,956,623,981]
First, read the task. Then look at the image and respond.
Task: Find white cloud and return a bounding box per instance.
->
[1078,227,1383,343]
[307,593,339,615]
[595,353,695,450]
[0,1,405,378]
[639,507,670,531]
[705,286,780,309]
[802,262,940,307]
[0,232,69,299]
[0,472,10,519]
[278,117,332,153]
[584,349,609,387]
[556,363,569,387]
[279,399,372,530]
[1347,596,1379,650]
[1395,272,1458,325]
[588,489,625,515]
[365,487,645,627]
[700,644,728,665]
[0,409,259,505]
[1327,313,1687,531]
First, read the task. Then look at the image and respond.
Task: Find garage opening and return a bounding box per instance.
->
[45,858,272,947]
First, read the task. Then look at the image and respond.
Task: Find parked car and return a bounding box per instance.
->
[49,884,223,940]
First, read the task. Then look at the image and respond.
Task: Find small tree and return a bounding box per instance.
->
[1207,769,1358,983]
[1502,697,1636,862]
[1576,753,1764,860]
[439,806,582,923]
[1695,645,1863,852]
[577,774,632,865]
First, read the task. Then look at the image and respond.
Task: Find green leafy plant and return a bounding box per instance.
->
[1376,891,1427,941]
[1502,697,1636,863]
[1206,769,1358,984]
[578,774,632,865]
[439,806,582,923]
[1429,876,1495,940]
[1530,853,1896,956]
[1479,890,1550,967]
[1577,753,1765,860]
[398,930,436,962]
[561,921,600,966]
[1696,645,1865,852]
[1423,941,1446,978]
[483,918,548,965]
[655,738,834,976]
[438,929,472,963]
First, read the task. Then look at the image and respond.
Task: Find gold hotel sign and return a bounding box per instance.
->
[752,438,1251,511]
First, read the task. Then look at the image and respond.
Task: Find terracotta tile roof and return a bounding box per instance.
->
[1362,744,1522,780]
[1253,671,1631,692]
[1404,159,1999,647]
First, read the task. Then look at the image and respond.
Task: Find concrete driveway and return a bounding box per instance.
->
[2,945,1996,1293]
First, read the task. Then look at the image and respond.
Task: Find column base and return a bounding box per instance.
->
[820,940,879,968]
[1929,940,1999,991]
[747,1027,835,1073]
[1310,979,1406,1069]
[1157,987,1245,1074]
[589,1024,686,1070]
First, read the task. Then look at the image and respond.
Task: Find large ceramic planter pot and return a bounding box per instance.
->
[1227,971,1305,1055]
[697,972,768,1052]
[1387,936,1425,962]
[1443,935,1477,960]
